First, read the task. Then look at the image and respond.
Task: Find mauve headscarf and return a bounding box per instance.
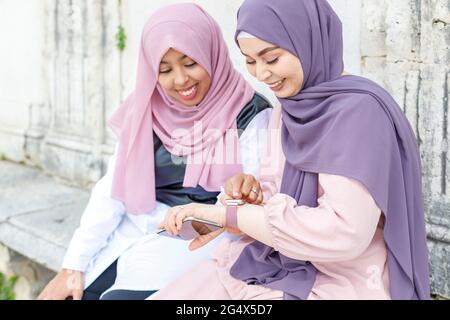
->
[108,3,254,214]
[230,0,430,300]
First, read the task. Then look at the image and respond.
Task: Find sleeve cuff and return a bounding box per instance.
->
[262,193,298,253]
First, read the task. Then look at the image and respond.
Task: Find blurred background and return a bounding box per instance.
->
[0,0,448,299]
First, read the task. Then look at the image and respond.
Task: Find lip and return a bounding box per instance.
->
[175,84,198,101]
[267,79,286,92]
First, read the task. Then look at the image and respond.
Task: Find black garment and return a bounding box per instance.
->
[83,260,118,300]
[83,260,156,300]
[154,93,272,207]
[100,289,156,300]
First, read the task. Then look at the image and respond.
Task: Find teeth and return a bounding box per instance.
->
[269,80,283,88]
[179,86,196,96]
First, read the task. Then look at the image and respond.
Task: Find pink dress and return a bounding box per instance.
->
[152,106,390,300]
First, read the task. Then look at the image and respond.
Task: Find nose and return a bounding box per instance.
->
[255,63,271,82]
[173,68,189,86]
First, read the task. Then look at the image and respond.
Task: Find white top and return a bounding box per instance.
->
[61,108,272,291]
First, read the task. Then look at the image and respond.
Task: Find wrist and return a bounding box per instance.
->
[225,199,244,229]
[218,206,226,226]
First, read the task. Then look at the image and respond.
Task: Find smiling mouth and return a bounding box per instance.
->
[176,84,198,100]
[267,79,285,90]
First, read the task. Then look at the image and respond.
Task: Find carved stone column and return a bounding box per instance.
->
[40,0,121,187]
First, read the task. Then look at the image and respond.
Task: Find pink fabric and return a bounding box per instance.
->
[153,108,391,300]
[153,176,390,300]
[108,3,255,214]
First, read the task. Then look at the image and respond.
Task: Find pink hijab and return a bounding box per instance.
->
[108,3,255,215]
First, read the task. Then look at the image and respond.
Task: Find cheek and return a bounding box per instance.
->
[281,64,302,87]
[290,68,304,89]
[158,76,173,91]
[194,69,211,88]
[246,65,256,77]
[288,59,304,87]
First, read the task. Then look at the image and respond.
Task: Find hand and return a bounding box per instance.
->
[159,203,226,251]
[37,269,84,300]
[222,174,263,205]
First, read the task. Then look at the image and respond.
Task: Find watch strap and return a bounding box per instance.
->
[225,205,238,229]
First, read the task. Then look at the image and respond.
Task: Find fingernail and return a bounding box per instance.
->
[233,192,239,197]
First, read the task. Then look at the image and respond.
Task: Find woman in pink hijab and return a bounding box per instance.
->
[38,3,272,300]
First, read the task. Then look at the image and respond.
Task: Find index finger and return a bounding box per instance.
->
[225,175,244,199]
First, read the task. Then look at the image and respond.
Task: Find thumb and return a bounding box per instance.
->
[189,229,224,251]
[232,186,242,199]
[219,194,232,205]
[225,178,243,199]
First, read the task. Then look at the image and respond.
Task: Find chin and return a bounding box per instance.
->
[275,91,291,98]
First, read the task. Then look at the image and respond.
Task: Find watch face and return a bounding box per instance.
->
[225,199,245,206]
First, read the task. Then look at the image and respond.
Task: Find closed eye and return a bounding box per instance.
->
[185,62,197,68]
[266,57,279,65]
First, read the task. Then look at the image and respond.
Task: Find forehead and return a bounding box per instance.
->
[238,37,277,55]
[160,48,190,62]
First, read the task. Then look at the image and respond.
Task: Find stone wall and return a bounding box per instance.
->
[361,0,450,297]
[0,243,54,300]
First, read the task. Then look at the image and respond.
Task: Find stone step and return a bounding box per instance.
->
[0,160,89,299]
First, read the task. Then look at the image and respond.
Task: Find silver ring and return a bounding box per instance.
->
[251,188,258,194]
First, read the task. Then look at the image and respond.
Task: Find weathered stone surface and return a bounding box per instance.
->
[0,161,88,271]
[0,161,88,221]
[0,160,87,299]
[0,243,56,300]
[361,0,450,298]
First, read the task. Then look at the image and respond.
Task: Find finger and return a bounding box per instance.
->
[230,176,244,199]
[219,193,232,205]
[169,207,185,234]
[159,211,171,230]
[72,290,83,300]
[241,175,256,198]
[189,228,224,251]
[255,190,264,205]
[175,210,189,231]
[224,179,232,196]
[246,182,259,203]
[166,210,178,236]
[37,289,47,300]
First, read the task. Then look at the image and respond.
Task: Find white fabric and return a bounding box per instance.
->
[237,31,257,39]
[62,108,272,292]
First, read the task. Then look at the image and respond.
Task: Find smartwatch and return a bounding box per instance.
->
[225,199,244,229]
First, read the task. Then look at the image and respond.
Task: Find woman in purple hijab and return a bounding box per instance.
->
[157,0,430,300]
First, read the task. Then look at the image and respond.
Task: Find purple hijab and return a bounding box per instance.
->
[230,0,430,300]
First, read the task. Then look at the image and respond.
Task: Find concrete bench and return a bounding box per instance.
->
[0,160,89,299]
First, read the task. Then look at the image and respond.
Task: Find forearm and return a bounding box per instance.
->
[236,204,275,248]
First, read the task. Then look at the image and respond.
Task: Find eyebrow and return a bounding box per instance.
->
[160,54,188,64]
[241,46,280,58]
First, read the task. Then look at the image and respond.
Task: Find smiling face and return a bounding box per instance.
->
[158,48,212,107]
[238,37,304,98]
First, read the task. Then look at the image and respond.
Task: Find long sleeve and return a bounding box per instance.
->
[61,145,126,272]
[264,173,382,263]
